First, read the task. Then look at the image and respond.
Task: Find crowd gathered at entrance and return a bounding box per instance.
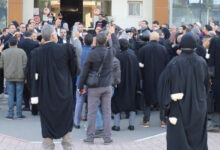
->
[0,13,220,150]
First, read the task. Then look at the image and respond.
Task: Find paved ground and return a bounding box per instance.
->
[0,96,220,150]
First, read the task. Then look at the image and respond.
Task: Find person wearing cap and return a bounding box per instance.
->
[158,32,209,150]
[18,31,39,113]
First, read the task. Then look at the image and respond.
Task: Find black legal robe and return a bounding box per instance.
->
[158,50,209,150]
[138,40,168,106]
[30,42,79,139]
[112,51,140,114]
[209,36,220,112]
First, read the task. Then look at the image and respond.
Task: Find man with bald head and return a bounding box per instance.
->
[138,32,168,127]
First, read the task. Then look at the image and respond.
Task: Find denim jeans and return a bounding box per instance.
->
[74,91,86,126]
[6,81,24,117]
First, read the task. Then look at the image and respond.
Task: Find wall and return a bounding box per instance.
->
[8,0,23,24]
[153,0,169,25]
[22,0,34,24]
[112,0,153,29]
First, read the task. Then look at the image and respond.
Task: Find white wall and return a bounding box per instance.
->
[111,0,153,29]
[22,0,34,24]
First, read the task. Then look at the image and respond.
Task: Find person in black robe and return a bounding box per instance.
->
[18,31,39,112]
[138,32,168,127]
[30,24,79,150]
[208,35,220,132]
[112,39,140,131]
[158,33,209,150]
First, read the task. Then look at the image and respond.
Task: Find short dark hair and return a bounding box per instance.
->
[84,33,93,46]
[3,28,8,32]
[119,38,129,51]
[205,25,213,31]
[9,36,18,46]
[181,25,187,30]
[23,31,32,37]
[96,33,107,45]
[153,20,159,25]
[142,20,149,25]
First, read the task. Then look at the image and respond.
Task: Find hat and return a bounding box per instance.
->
[23,31,32,37]
[180,32,196,49]
[195,22,201,28]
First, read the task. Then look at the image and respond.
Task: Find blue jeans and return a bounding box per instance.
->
[74,91,86,126]
[6,81,24,117]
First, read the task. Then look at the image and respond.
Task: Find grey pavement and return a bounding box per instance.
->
[0,96,220,150]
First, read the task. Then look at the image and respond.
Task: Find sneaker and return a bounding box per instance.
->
[5,116,13,120]
[208,126,220,133]
[94,130,104,138]
[161,121,167,128]
[83,138,94,144]
[81,117,87,121]
[104,138,113,145]
[141,121,150,127]
[112,126,120,131]
[128,125,135,131]
[17,115,26,119]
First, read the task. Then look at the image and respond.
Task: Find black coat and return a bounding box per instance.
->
[158,50,209,150]
[30,42,79,138]
[18,38,39,59]
[112,51,140,113]
[209,36,220,112]
[139,41,168,106]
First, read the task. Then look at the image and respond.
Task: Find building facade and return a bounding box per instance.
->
[1,0,220,29]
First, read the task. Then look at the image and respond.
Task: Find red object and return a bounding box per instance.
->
[94,9,101,16]
[34,16,40,23]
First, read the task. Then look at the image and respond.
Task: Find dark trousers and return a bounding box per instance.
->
[0,69,4,94]
[143,105,166,122]
[23,83,30,108]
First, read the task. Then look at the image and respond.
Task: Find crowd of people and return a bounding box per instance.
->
[0,12,220,150]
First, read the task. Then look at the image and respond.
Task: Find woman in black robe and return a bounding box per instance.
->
[158,33,209,150]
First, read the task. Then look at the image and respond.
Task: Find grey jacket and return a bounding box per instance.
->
[78,34,120,89]
[0,46,27,82]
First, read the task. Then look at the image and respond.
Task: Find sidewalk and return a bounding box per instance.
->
[0,132,220,150]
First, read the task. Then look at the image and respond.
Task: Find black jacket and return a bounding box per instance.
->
[78,34,119,89]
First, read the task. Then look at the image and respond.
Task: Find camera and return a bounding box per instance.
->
[125,27,137,34]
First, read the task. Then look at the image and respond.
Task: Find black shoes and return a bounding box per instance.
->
[5,116,13,120]
[22,107,30,111]
[112,126,120,131]
[74,124,80,129]
[128,125,135,131]
[17,115,26,119]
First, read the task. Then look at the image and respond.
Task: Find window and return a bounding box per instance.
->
[171,0,220,27]
[128,2,142,16]
[0,0,7,28]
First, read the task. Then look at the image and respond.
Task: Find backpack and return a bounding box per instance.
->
[112,57,121,86]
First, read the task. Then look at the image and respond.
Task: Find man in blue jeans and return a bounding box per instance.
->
[0,36,27,119]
